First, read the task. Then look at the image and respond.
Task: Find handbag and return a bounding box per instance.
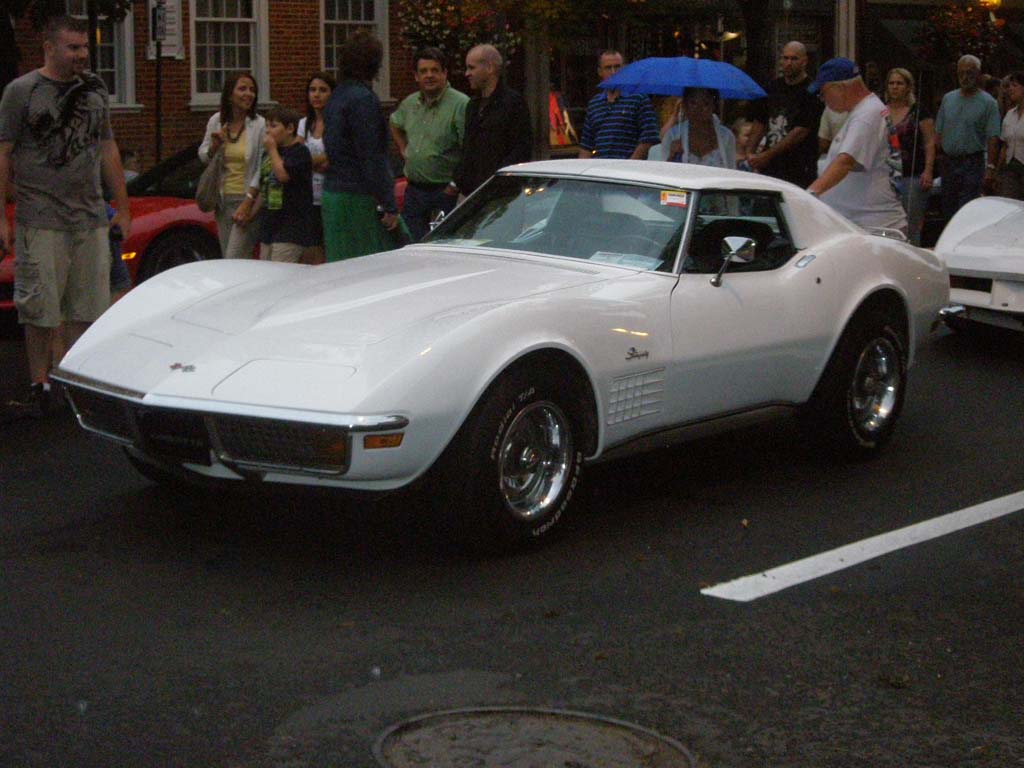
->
[195,145,225,212]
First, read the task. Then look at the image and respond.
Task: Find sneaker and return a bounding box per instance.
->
[3,383,59,421]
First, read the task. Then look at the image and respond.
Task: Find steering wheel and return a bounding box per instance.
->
[608,233,661,257]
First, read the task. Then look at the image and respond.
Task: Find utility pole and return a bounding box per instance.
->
[523,24,551,161]
[151,0,167,162]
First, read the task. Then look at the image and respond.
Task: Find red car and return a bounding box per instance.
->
[2,143,219,312]
[1,143,409,311]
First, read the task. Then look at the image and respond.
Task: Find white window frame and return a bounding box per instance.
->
[189,0,271,109]
[321,0,390,100]
[67,1,138,108]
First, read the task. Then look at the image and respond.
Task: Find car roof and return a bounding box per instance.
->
[499,159,860,250]
[500,159,801,194]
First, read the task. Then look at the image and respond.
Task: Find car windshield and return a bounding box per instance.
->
[424,175,691,273]
[127,145,204,198]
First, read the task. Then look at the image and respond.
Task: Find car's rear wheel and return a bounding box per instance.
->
[138,229,220,282]
[803,310,907,457]
[433,366,584,551]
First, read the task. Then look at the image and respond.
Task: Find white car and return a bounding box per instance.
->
[53,161,948,548]
[935,196,1024,334]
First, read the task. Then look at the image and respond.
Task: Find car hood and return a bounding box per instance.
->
[171,246,610,341]
[66,246,618,401]
[127,196,199,218]
[935,197,1024,278]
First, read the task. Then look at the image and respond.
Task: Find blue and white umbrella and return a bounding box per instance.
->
[599,56,766,100]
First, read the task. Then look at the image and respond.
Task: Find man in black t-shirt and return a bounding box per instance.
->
[747,41,823,188]
[450,44,532,198]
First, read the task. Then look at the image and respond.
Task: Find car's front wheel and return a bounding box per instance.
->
[433,366,584,550]
[804,310,907,457]
[138,229,220,282]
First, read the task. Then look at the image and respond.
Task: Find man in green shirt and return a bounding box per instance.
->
[390,47,469,241]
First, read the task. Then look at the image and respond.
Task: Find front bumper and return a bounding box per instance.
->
[51,368,409,481]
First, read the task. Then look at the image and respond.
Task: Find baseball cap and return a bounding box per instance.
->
[807,57,860,94]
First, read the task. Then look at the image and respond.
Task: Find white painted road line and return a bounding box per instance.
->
[701,489,1024,603]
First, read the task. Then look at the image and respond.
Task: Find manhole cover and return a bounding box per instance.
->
[373,706,695,767]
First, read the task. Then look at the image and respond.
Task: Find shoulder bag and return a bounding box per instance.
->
[195,146,225,213]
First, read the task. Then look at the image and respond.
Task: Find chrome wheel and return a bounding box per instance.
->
[850,337,901,437]
[498,401,573,520]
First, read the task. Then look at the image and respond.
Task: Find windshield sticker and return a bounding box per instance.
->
[660,190,689,208]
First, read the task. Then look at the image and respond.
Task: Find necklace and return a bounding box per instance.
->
[225,119,245,143]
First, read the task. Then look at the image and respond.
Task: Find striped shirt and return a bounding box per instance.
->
[580,92,660,159]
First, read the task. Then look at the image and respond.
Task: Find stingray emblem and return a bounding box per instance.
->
[626,347,649,361]
[169,363,196,372]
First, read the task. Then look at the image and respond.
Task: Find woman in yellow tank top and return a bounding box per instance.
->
[198,73,266,259]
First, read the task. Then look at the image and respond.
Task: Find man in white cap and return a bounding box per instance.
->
[807,57,906,234]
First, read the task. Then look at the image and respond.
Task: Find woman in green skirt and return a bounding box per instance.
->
[321,32,408,261]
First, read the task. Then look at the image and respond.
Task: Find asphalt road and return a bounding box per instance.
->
[1,315,1023,767]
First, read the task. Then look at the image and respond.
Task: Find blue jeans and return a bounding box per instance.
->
[941,153,984,221]
[403,183,457,242]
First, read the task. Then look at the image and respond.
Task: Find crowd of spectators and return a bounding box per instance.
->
[1,15,1021,420]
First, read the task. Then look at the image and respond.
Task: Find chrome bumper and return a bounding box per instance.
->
[51,368,409,479]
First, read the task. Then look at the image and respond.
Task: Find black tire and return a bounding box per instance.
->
[138,229,220,282]
[803,310,907,457]
[432,366,585,551]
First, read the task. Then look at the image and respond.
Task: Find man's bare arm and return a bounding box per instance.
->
[750,126,811,172]
[390,124,408,159]
[630,142,654,160]
[808,152,855,196]
[0,142,13,252]
[100,139,132,238]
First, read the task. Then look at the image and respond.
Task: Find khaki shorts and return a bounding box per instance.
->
[14,225,111,327]
[259,241,304,263]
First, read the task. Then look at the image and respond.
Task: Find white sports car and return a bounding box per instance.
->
[935,196,1024,334]
[53,161,948,548]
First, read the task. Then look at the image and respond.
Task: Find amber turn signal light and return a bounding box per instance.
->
[363,433,404,449]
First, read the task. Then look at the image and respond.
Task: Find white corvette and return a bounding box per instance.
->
[54,161,948,547]
[935,196,1024,334]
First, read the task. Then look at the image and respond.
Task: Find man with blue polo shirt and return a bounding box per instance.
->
[934,55,1001,219]
[579,51,660,160]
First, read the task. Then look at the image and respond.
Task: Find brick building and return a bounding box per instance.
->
[11,1,418,169]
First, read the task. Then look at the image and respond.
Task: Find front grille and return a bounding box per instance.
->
[65,380,351,476]
[68,386,134,442]
[137,408,211,465]
[950,275,992,293]
[214,415,350,474]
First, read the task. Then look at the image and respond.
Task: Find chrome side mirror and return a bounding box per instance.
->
[429,209,446,232]
[711,236,757,287]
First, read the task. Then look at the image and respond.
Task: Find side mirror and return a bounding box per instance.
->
[711,236,757,287]
[429,209,446,232]
[722,235,757,263]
